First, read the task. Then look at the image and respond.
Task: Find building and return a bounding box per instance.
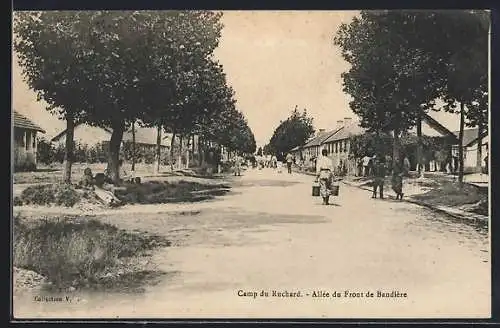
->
[451,128,488,173]
[300,129,337,165]
[51,123,173,151]
[13,110,46,171]
[51,123,202,166]
[321,117,365,175]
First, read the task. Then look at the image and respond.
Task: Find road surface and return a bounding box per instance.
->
[13,167,490,319]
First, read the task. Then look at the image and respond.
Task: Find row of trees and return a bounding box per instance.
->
[14,11,256,184]
[335,10,489,184]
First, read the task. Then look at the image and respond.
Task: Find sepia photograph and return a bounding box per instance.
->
[11,10,490,319]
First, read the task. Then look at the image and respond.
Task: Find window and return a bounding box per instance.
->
[344,140,348,153]
[32,132,36,149]
[334,143,338,153]
[339,141,343,153]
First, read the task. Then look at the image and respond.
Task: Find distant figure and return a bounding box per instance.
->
[452,155,459,173]
[362,155,372,177]
[403,156,411,177]
[357,158,363,177]
[234,154,243,176]
[286,153,294,174]
[484,154,488,174]
[372,156,386,199]
[79,167,95,190]
[385,155,392,175]
[391,164,404,200]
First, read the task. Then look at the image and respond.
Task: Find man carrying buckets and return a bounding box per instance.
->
[314,148,338,205]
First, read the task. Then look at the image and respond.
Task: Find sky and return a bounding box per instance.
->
[12,10,465,145]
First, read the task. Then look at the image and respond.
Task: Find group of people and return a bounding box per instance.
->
[78,159,140,206]
[253,153,295,174]
[315,149,408,205]
[369,155,405,200]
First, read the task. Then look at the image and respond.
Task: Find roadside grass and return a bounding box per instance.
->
[13,215,170,291]
[412,181,488,216]
[115,180,231,204]
[13,163,172,184]
[16,183,102,207]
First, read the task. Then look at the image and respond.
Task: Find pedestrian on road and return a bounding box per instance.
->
[286,153,294,174]
[234,154,243,176]
[372,156,386,199]
[316,148,335,205]
[391,164,404,200]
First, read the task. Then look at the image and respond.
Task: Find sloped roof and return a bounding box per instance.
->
[51,123,112,143]
[13,110,45,133]
[453,128,487,147]
[422,113,457,139]
[51,123,171,146]
[303,129,337,148]
[122,127,171,146]
[323,123,365,143]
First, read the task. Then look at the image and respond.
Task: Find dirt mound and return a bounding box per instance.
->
[14,267,48,292]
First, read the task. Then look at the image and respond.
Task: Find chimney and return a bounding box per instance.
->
[336,120,343,129]
[343,117,352,126]
[318,129,325,134]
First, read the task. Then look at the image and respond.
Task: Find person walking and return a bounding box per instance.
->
[372,156,386,199]
[234,154,243,176]
[391,164,404,200]
[286,152,294,174]
[315,148,335,205]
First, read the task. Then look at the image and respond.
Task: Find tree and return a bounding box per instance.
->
[266,106,315,158]
[14,10,224,184]
[335,11,445,170]
[466,85,488,172]
[431,11,489,183]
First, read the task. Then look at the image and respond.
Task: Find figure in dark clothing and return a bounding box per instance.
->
[372,157,386,199]
[391,165,404,200]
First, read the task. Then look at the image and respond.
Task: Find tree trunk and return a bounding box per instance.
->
[107,121,125,185]
[458,102,465,185]
[416,111,423,177]
[393,128,401,170]
[476,120,483,173]
[191,134,195,166]
[185,135,191,169]
[154,124,162,175]
[131,121,136,172]
[170,131,176,172]
[63,115,75,184]
[199,137,205,165]
[178,135,183,170]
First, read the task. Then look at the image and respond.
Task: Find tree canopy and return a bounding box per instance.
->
[14,10,256,181]
[265,107,314,158]
[334,10,489,171]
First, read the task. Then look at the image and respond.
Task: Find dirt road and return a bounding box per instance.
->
[13,168,490,319]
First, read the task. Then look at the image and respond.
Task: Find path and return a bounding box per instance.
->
[13,168,490,319]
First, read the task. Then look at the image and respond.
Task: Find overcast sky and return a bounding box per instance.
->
[12,10,464,145]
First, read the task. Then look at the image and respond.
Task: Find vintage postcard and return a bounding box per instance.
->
[11,10,490,319]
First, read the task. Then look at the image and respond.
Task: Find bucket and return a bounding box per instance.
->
[330,185,339,196]
[312,183,320,197]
